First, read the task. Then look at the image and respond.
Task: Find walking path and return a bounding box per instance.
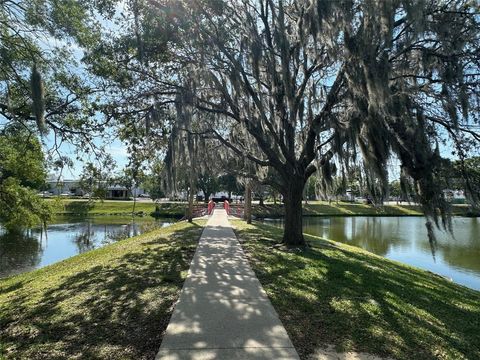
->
[156,209,299,360]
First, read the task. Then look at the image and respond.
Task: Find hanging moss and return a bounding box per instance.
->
[30,63,46,134]
[157,0,479,248]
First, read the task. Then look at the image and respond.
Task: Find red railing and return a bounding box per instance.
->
[208,200,215,215]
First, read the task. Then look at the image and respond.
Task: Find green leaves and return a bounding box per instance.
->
[0,178,52,231]
[0,129,51,231]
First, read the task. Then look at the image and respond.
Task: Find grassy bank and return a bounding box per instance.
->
[249,201,476,218]
[47,199,477,219]
[232,220,480,360]
[47,199,186,217]
[0,220,205,360]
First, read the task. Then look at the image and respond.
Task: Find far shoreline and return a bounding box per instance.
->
[44,199,479,219]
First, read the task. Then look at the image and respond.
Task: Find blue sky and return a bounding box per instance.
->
[40,1,131,179]
[45,137,129,179]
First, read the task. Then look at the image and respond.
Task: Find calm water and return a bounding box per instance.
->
[0,218,175,278]
[262,216,480,291]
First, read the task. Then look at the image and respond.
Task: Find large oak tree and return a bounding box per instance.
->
[87,0,479,247]
[165,0,480,245]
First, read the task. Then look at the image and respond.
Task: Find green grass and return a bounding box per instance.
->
[250,201,475,218]
[47,199,187,217]
[49,199,477,219]
[0,220,205,360]
[232,220,480,360]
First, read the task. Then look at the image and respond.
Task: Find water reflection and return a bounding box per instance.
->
[0,218,174,278]
[73,222,96,253]
[0,231,43,277]
[263,216,480,291]
[304,217,407,256]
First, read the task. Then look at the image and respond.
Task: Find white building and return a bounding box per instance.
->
[45,178,146,200]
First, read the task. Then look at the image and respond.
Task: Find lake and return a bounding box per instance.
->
[0,217,176,278]
[261,216,480,291]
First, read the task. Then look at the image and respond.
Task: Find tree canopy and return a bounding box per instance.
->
[1,0,479,247]
[0,0,118,167]
[0,0,121,229]
[87,0,479,246]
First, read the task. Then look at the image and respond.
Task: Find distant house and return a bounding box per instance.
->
[46,179,84,196]
[106,185,146,200]
[46,177,146,200]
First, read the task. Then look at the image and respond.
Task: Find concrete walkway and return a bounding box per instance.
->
[156,209,299,360]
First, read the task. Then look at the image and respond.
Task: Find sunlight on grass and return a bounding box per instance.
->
[47,199,187,217]
[0,220,205,360]
[252,201,474,218]
[232,220,480,360]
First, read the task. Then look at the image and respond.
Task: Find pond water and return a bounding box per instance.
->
[0,217,176,279]
[261,216,480,291]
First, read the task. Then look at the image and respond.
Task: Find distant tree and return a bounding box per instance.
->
[251,180,268,206]
[142,161,166,200]
[117,162,145,214]
[197,173,219,203]
[218,174,238,200]
[0,128,51,231]
[304,176,318,203]
[389,180,402,200]
[267,186,279,205]
[456,158,480,206]
[79,156,116,200]
[442,157,480,208]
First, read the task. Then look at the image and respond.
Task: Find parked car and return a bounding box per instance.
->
[138,193,150,198]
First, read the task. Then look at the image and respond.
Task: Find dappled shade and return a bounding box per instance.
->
[0,222,204,359]
[158,210,298,359]
[234,221,480,360]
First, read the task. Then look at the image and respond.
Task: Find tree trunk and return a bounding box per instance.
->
[132,187,136,215]
[259,195,264,207]
[187,181,195,223]
[244,182,252,224]
[282,181,305,246]
[203,190,210,203]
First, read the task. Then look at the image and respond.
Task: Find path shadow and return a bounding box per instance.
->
[158,222,298,359]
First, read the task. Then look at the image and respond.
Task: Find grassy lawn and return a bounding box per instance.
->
[0,220,205,360]
[250,201,475,218]
[47,199,187,217]
[232,220,480,360]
